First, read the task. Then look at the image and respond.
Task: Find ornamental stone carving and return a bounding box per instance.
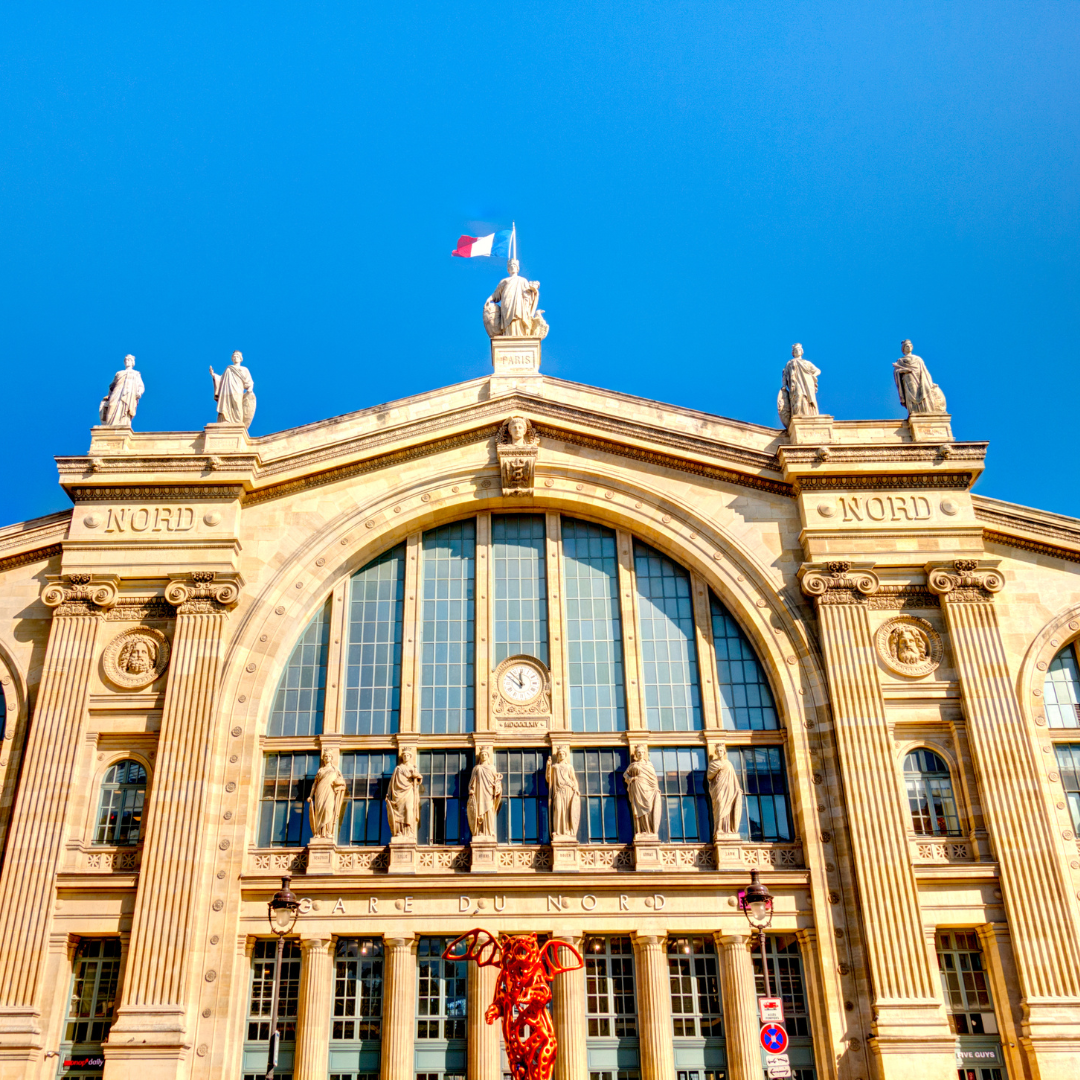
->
[164,571,243,614]
[102,627,170,689]
[547,745,581,840]
[483,260,549,339]
[707,743,743,840]
[874,616,942,677]
[800,562,880,605]
[467,746,502,839]
[386,745,423,840]
[624,744,662,838]
[496,415,540,497]
[42,574,120,616]
[926,560,1005,603]
[307,749,347,840]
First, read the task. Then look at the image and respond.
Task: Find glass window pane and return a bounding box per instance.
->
[258,753,320,847]
[585,935,637,1039]
[1045,646,1080,728]
[339,753,396,846]
[728,746,792,842]
[573,748,632,844]
[1055,744,1080,833]
[269,599,330,736]
[650,747,709,843]
[668,937,724,1039]
[64,938,122,1046]
[344,545,406,735]
[247,939,302,1042]
[710,592,778,730]
[332,937,384,1041]
[753,935,815,1042]
[496,749,549,845]
[493,515,548,665]
[903,749,962,837]
[419,751,472,846]
[93,760,148,845]
[416,937,468,1041]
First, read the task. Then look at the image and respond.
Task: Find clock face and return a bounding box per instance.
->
[501,663,543,703]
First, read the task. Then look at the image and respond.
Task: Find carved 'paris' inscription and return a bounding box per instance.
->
[103,506,197,533]
[838,495,932,523]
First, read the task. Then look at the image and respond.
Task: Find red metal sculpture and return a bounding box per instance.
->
[443,929,584,1080]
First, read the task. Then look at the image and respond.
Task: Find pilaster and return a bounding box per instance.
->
[551,935,587,1080]
[715,933,762,1080]
[929,560,1080,1077]
[0,574,117,1078]
[468,958,499,1080]
[380,936,416,1080]
[294,937,333,1080]
[800,562,955,1080]
[632,934,675,1080]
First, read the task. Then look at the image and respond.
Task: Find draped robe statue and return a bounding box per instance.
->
[546,745,581,839]
[624,745,662,837]
[99,354,144,426]
[308,749,347,840]
[707,744,743,840]
[777,343,821,427]
[467,747,503,838]
[209,350,257,427]
[893,340,947,415]
[483,259,549,339]
[387,746,423,840]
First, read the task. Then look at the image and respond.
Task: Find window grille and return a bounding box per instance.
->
[93,760,147,845]
[418,750,471,846]
[64,938,122,1045]
[651,747,710,843]
[728,745,793,842]
[416,936,467,1040]
[339,752,395,846]
[904,749,962,837]
[710,592,778,730]
[258,753,319,848]
[1044,644,1080,728]
[333,937,384,1041]
[493,514,548,664]
[573,747,632,844]
[269,598,330,736]
[667,936,723,1038]
[495,748,549,845]
[246,939,301,1041]
[584,935,637,1038]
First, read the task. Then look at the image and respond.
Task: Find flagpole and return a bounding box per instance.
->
[511,222,517,262]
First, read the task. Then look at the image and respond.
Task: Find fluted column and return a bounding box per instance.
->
[552,936,587,1080]
[930,561,1080,1077]
[106,572,241,1077]
[715,934,761,1080]
[468,959,499,1080]
[633,934,674,1080]
[295,937,333,1080]
[380,936,416,1080]
[0,574,116,1078]
[801,564,954,1079]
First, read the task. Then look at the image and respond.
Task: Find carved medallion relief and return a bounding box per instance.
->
[102,627,171,689]
[874,616,942,677]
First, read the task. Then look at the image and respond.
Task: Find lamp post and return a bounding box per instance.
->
[265,875,300,1080]
[740,869,775,999]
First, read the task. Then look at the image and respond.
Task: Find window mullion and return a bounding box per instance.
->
[476,511,492,732]
[690,572,719,731]
[322,581,348,735]
[399,532,422,734]
[616,529,645,732]
[546,511,567,731]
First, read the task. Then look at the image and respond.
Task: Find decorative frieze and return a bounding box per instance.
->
[911,839,972,864]
[82,847,142,872]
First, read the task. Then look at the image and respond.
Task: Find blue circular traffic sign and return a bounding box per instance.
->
[760,1023,789,1054]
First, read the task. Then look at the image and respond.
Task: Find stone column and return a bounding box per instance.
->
[380,937,416,1080]
[294,937,333,1080]
[633,934,675,1080]
[715,933,761,1080]
[930,561,1080,1077]
[468,959,500,1080]
[800,564,955,1080]
[0,574,116,1078]
[551,936,587,1080]
[106,572,241,1079]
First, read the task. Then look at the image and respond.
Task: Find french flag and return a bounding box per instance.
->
[452,229,512,259]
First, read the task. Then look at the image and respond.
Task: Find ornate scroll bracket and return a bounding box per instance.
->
[799,561,880,605]
[496,415,539,496]
[42,573,120,616]
[164,570,243,614]
[926,559,1004,603]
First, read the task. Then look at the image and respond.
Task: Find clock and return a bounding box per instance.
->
[501,661,543,703]
[491,654,551,718]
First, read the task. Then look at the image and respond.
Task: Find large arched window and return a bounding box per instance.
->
[904,749,962,837]
[94,760,148,845]
[1045,642,1080,729]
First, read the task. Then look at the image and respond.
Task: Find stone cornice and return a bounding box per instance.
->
[794,471,976,493]
[0,510,71,573]
[781,442,987,468]
[926,560,1004,603]
[973,495,1080,565]
[67,484,245,503]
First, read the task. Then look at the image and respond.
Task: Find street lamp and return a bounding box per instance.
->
[740,869,774,999]
[264,875,300,1080]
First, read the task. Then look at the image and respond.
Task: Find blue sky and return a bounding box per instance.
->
[1,3,1077,523]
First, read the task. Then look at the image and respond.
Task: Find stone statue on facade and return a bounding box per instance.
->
[707,743,743,840]
[467,746,503,838]
[307,748,347,840]
[483,259,549,339]
[209,350,257,427]
[777,343,821,428]
[893,340,947,415]
[99,354,145,427]
[624,744,662,837]
[546,745,581,840]
[386,746,423,840]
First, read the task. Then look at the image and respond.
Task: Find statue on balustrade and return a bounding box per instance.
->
[467,746,503,838]
[894,339,947,415]
[209,350,257,427]
[484,260,549,339]
[546,745,581,840]
[624,744,662,837]
[307,748,347,840]
[777,343,820,428]
[707,743,743,840]
[99,354,144,427]
[386,745,423,840]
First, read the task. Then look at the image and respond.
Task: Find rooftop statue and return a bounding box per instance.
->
[777,343,820,428]
[894,339,947,415]
[209,350,257,427]
[98,354,144,427]
[484,259,549,339]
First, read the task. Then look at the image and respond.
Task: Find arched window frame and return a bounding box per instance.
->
[88,754,152,847]
[901,745,964,838]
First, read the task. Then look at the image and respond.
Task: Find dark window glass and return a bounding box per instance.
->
[333,937,384,1041]
[584,935,637,1038]
[339,753,395,846]
[344,544,406,735]
[935,931,999,1040]
[710,592,778,730]
[496,748,549,845]
[573,748,633,844]
[64,938,122,1045]
[269,599,330,736]
[729,746,793,842]
[93,760,147,845]
[650,747,710,843]
[1044,645,1080,728]
[247,939,301,1041]
[417,937,467,1040]
[668,936,723,1038]
[259,753,320,847]
[1055,743,1080,833]
[419,750,472,845]
[493,514,548,665]
[753,935,814,1039]
[904,749,962,837]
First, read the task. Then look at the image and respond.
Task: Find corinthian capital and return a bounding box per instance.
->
[164,570,243,614]
[800,561,880,605]
[926,560,1004,603]
[42,573,120,616]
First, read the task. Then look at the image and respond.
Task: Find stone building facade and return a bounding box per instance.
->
[0,337,1079,1080]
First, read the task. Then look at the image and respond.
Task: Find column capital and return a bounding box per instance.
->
[299,936,333,955]
[799,561,880,605]
[383,934,416,951]
[164,570,243,613]
[714,931,752,949]
[633,933,666,949]
[42,573,119,615]
[926,559,1004,602]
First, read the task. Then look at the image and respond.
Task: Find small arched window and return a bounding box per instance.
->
[94,760,148,845]
[904,749,961,837]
